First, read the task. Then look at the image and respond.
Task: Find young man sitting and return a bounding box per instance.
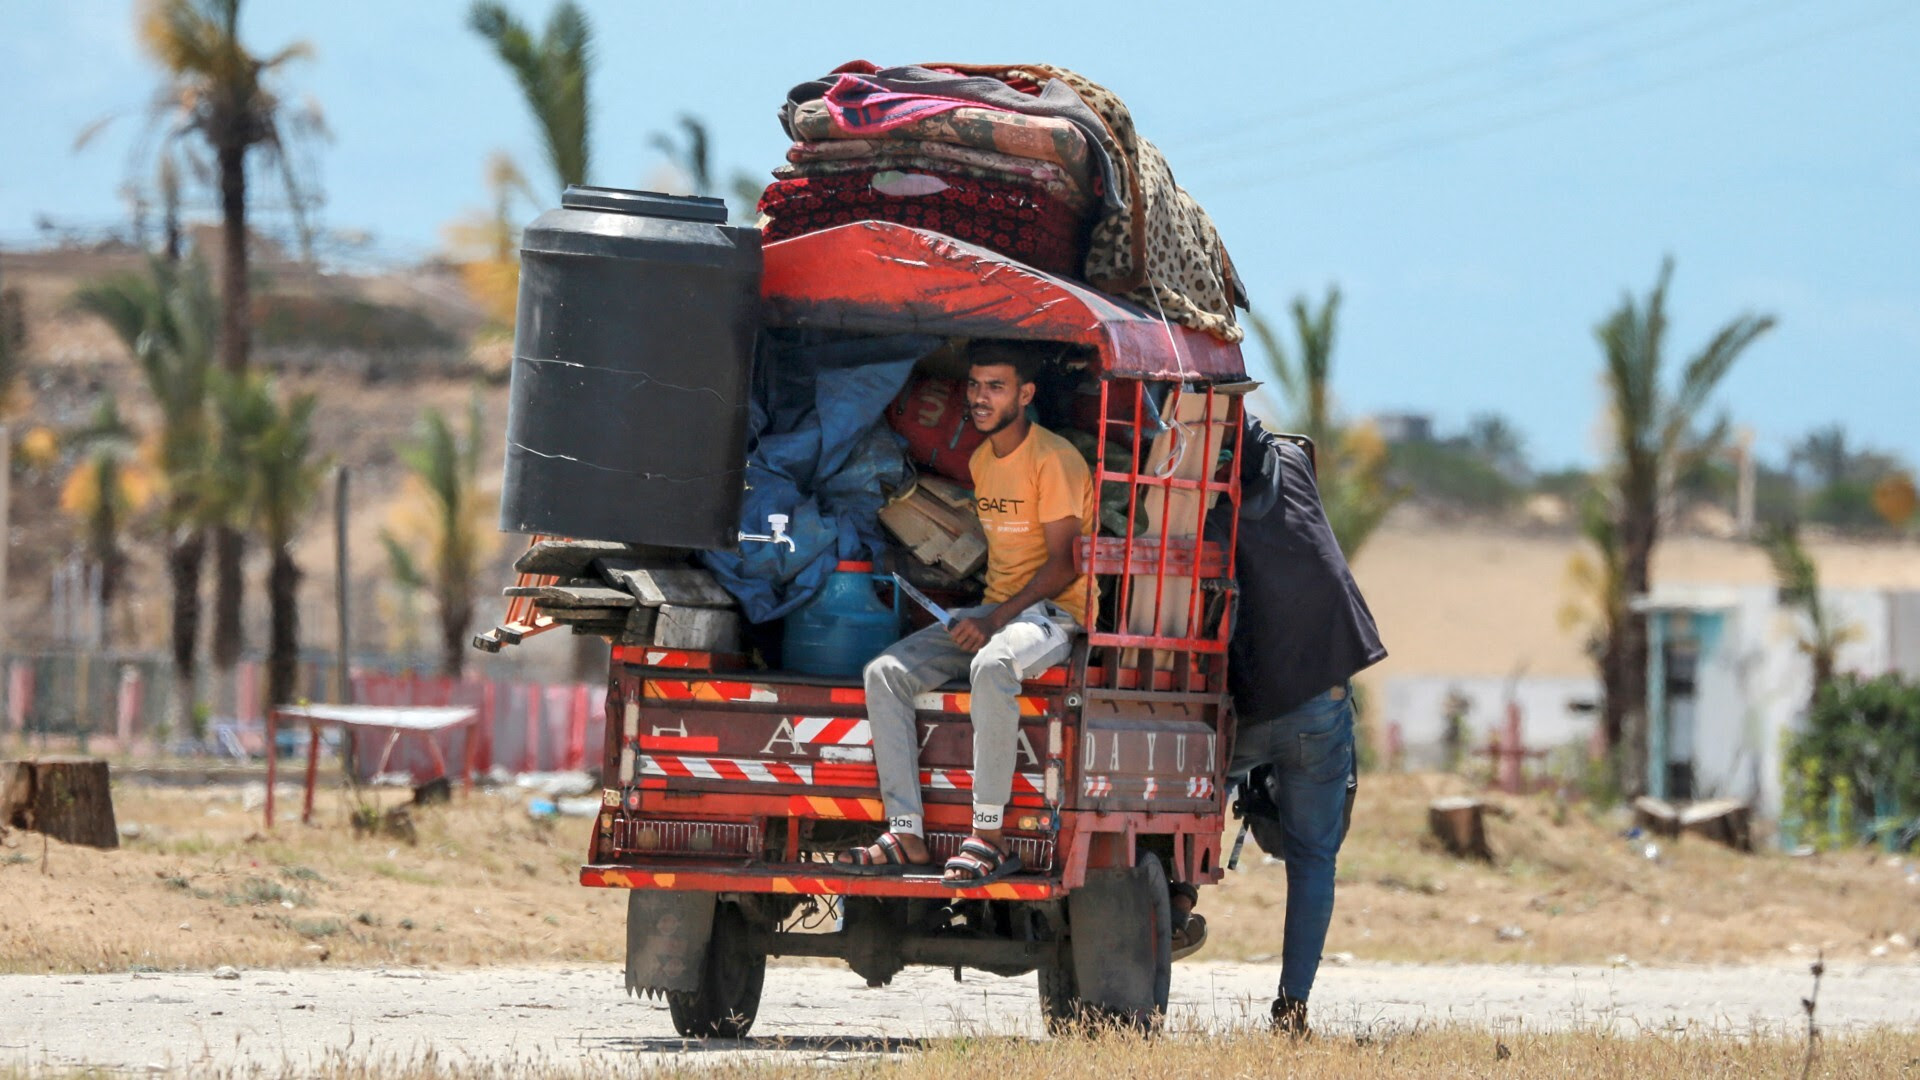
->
[839,343,1096,885]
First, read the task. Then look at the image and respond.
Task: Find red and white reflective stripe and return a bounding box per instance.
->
[792,716,872,745]
[912,692,1049,716]
[637,753,1038,795]
[642,678,777,703]
[924,769,1044,793]
[638,754,813,785]
[1078,775,1212,800]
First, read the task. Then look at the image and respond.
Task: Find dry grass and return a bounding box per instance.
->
[2,772,1916,974]
[0,782,622,974]
[1200,772,1920,967]
[7,1028,1920,1079]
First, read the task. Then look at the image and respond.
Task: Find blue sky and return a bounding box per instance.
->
[4,0,1916,469]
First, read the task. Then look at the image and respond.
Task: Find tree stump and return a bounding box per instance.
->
[1680,798,1753,852]
[1,758,119,849]
[1632,796,1682,838]
[1428,796,1493,861]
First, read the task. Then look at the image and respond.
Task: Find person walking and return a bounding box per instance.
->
[1206,414,1387,1036]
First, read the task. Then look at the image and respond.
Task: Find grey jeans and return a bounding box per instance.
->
[863,602,1077,835]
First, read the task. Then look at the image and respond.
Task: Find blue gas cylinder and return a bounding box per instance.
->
[784,561,903,677]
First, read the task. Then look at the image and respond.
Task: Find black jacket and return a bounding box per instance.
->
[1209,418,1387,722]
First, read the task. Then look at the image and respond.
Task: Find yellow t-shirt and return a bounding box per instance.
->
[969,423,1098,627]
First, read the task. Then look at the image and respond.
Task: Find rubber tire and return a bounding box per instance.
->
[1037,946,1080,1036]
[667,903,766,1039]
[1047,852,1172,1034]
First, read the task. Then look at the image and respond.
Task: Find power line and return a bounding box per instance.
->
[1204,1,1915,190]
[1178,0,1807,170]
[1165,0,1702,152]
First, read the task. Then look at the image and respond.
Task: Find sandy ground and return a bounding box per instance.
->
[5,959,1918,1074]
[7,776,1917,975]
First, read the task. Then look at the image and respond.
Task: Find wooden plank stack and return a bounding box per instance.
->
[879,475,988,578]
[476,539,742,654]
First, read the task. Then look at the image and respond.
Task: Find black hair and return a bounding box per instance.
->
[967,340,1051,386]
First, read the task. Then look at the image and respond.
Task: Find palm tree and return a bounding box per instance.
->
[1591,258,1774,795]
[444,152,538,332]
[394,398,493,678]
[135,0,320,684]
[0,260,24,415]
[468,1,593,194]
[1247,287,1400,559]
[378,531,428,658]
[60,396,153,627]
[1761,522,1852,699]
[652,114,714,194]
[75,255,219,734]
[216,374,323,712]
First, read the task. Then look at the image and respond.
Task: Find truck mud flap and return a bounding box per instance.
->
[624,889,716,998]
[1064,853,1172,1026]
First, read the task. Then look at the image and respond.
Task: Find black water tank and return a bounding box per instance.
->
[499,186,761,549]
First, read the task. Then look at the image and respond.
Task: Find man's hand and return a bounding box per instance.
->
[947,610,1003,652]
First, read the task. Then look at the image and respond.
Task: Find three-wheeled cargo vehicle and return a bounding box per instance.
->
[506,219,1253,1035]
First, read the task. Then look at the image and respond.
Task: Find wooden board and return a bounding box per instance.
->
[880,478,988,577]
[503,584,636,609]
[514,540,652,578]
[539,605,633,623]
[654,605,741,652]
[596,563,735,609]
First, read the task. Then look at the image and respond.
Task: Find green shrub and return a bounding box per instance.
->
[1784,673,1920,847]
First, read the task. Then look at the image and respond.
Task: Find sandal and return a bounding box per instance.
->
[1171,911,1208,961]
[835,831,928,876]
[942,836,1024,886]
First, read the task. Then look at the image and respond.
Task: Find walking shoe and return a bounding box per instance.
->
[1271,994,1310,1039]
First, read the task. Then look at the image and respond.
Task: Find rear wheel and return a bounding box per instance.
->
[1042,852,1172,1033]
[668,902,766,1038]
[1037,944,1081,1035]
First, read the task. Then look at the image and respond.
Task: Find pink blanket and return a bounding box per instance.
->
[822,73,1011,135]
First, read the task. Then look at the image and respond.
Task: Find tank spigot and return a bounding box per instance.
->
[739,512,796,551]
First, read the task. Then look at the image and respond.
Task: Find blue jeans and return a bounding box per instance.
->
[1229,685,1356,1002]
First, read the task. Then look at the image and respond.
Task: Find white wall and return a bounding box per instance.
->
[1384,588,1920,820]
[1380,675,1601,770]
[1673,586,1902,818]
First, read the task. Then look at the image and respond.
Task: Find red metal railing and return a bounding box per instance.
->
[1083,379,1244,692]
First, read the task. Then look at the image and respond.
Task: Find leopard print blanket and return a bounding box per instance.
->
[932,62,1248,344]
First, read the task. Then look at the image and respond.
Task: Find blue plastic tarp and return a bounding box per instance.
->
[700,332,939,622]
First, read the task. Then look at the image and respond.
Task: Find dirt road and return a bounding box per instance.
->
[6,959,1917,1073]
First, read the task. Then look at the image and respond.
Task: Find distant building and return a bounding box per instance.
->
[1633,585,1920,820]
[1383,584,1920,825]
[1372,412,1434,445]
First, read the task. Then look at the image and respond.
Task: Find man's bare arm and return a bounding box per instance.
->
[948,516,1082,651]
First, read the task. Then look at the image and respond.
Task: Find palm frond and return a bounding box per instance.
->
[1662,312,1776,455]
[380,530,426,590]
[470,0,592,192]
[74,271,162,352]
[1244,309,1298,416]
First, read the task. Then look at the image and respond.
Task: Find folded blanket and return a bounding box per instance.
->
[773,156,1092,214]
[757,170,1086,276]
[789,99,1096,196]
[785,138,1097,205]
[787,62,1247,343]
[930,62,1247,342]
[822,73,1009,135]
